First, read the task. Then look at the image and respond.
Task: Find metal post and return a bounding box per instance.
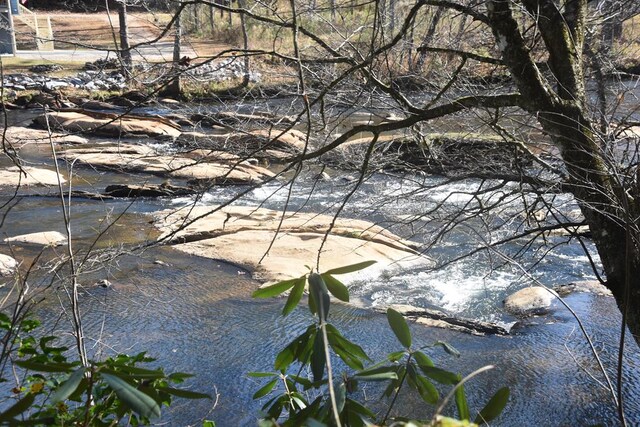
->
[0,0,16,55]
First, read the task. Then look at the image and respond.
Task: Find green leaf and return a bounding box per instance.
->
[474,387,509,425]
[311,332,326,382]
[324,260,377,275]
[387,350,406,362]
[51,367,85,403]
[289,375,313,388]
[248,372,278,378]
[275,326,315,370]
[203,421,216,427]
[325,324,370,368]
[0,393,36,421]
[282,276,307,316]
[354,365,399,382]
[101,365,166,380]
[414,351,435,369]
[253,378,278,399]
[420,366,459,385]
[168,372,195,382]
[308,288,318,315]
[353,370,398,382]
[253,277,300,298]
[159,386,211,399]
[321,274,349,302]
[415,374,439,405]
[387,308,412,349]
[14,360,77,373]
[309,273,330,321]
[344,397,375,418]
[435,341,461,357]
[102,373,161,419]
[455,381,470,420]
[335,382,346,413]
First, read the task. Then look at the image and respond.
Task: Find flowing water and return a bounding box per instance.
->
[1,97,639,425]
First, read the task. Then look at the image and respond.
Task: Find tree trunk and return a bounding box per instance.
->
[193,3,200,31]
[238,0,250,87]
[209,4,216,33]
[166,11,182,98]
[117,1,132,75]
[486,0,640,346]
[388,0,396,34]
[416,6,444,71]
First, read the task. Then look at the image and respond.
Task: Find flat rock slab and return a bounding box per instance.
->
[153,205,431,284]
[0,254,18,276]
[34,111,182,138]
[4,126,88,148]
[61,144,274,184]
[0,166,65,187]
[4,231,67,246]
[503,286,555,316]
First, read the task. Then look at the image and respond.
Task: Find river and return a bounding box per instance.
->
[0,99,639,425]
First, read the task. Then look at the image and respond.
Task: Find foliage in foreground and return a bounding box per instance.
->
[0,313,210,426]
[252,261,509,426]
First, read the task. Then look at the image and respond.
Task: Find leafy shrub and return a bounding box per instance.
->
[0,314,209,425]
[252,262,509,426]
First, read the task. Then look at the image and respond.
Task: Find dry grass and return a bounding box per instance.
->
[0,57,85,75]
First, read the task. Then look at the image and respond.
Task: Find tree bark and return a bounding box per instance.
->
[238,0,250,87]
[166,10,182,98]
[487,0,640,345]
[117,1,132,75]
[416,6,444,70]
[209,4,216,33]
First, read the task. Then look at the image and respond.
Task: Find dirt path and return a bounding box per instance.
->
[14,11,207,62]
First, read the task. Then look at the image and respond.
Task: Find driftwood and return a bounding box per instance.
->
[104,183,197,198]
[376,305,510,336]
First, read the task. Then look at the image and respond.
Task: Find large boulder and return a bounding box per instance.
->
[0,166,65,187]
[503,286,555,316]
[61,144,274,185]
[33,111,181,138]
[0,254,18,276]
[4,231,67,246]
[153,205,431,284]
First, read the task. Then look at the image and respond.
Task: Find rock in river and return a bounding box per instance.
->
[4,231,67,247]
[33,111,181,138]
[4,126,89,148]
[554,280,612,297]
[153,205,432,284]
[0,166,65,187]
[61,144,274,185]
[0,254,18,276]
[503,286,555,316]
